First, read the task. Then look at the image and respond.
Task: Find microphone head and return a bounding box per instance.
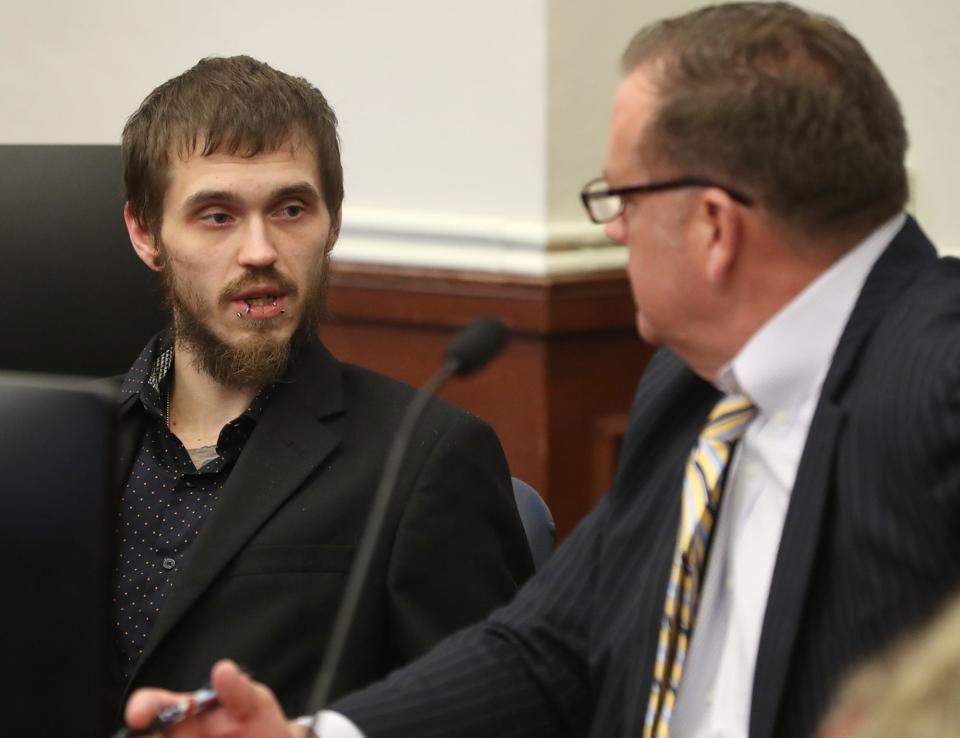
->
[444,318,508,376]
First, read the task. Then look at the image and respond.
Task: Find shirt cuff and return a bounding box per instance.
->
[296,710,368,738]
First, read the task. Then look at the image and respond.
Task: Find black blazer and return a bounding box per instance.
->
[334,217,960,738]
[106,339,534,722]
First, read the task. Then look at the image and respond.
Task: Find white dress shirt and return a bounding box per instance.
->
[308,213,905,738]
[669,213,903,738]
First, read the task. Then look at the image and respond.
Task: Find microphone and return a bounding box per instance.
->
[304,317,509,717]
[443,317,508,376]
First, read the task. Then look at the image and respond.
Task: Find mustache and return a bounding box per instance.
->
[219,267,298,303]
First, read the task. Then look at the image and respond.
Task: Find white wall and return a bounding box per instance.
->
[799,0,960,254]
[2,0,959,269]
[546,0,657,230]
[0,0,551,271]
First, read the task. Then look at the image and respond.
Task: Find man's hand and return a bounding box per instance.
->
[124,660,306,737]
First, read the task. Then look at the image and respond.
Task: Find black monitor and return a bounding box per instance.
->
[0,145,166,376]
[0,371,118,737]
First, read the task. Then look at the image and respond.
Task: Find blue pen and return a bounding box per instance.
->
[112,687,220,737]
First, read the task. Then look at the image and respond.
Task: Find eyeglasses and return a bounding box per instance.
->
[580,176,753,224]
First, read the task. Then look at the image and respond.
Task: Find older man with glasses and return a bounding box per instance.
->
[120,4,960,738]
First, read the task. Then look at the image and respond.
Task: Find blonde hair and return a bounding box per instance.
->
[822,594,960,738]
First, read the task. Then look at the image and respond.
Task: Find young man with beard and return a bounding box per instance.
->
[105,55,533,728]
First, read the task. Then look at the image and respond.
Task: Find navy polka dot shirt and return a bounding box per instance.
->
[113,332,272,677]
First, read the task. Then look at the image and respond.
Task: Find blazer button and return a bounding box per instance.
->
[162,557,176,570]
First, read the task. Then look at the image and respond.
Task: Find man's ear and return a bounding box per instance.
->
[325,208,343,253]
[696,189,743,287]
[124,203,163,272]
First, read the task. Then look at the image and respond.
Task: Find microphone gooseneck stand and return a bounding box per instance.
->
[304,318,508,730]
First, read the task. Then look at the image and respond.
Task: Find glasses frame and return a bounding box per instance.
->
[580,176,753,224]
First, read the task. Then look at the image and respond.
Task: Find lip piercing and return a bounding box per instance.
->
[237,299,280,317]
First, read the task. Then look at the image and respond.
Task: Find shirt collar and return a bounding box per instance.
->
[120,329,275,424]
[120,331,170,399]
[716,212,906,414]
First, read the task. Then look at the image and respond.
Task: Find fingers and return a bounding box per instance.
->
[126,687,186,731]
[206,660,295,738]
[209,660,272,720]
[123,660,292,738]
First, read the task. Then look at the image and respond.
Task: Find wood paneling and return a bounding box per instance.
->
[320,262,652,537]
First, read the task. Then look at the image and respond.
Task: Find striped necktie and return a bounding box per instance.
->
[643,394,757,738]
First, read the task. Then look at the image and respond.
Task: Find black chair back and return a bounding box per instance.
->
[0,145,165,376]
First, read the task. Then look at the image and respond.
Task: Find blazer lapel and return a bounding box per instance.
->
[749,217,937,738]
[128,340,346,683]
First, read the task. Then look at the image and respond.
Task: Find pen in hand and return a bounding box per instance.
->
[112,687,220,738]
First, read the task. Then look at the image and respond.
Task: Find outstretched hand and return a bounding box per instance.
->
[124,660,305,738]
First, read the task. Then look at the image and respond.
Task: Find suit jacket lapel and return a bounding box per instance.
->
[128,340,346,683]
[749,217,937,738]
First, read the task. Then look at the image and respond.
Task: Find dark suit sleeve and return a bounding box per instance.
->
[334,495,606,738]
[386,412,535,663]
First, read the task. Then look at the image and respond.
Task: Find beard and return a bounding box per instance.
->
[159,245,330,389]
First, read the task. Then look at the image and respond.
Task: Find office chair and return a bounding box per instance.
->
[511,477,556,569]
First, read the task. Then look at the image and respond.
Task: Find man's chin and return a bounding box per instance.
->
[174,319,301,389]
[634,314,663,347]
[194,338,292,388]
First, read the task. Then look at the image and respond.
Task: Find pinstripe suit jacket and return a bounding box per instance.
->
[333,216,960,738]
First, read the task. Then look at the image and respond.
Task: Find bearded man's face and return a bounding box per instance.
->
[145,140,336,387]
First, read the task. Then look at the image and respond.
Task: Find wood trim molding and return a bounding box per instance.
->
[329,261,638,335]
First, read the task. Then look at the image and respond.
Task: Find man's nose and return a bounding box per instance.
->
[604,213,627,245]
[237,219,279,268]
